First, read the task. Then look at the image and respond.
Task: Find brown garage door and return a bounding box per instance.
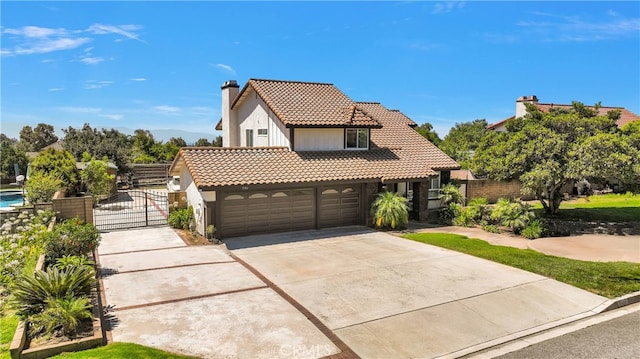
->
[318,185,361,228]
[220,188,315,238]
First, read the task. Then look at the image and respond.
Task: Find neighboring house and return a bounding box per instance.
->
[488,95,639,132]
[169,79,459,238]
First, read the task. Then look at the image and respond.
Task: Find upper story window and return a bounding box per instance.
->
[246,129,254,147]
[257,128,268,136]
[345,128,369,149]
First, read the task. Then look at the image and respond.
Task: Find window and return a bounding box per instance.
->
[345,128,369,149]
[246,129,254,147]
[428,174,440,199]
[257,128,268,136]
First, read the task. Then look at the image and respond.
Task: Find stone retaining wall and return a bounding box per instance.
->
[547,220,640,236]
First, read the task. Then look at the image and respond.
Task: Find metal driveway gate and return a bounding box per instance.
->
[93,190,168,231]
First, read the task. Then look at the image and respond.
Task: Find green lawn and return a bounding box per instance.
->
[0,310,19,359]
[532,193,640,222]
[404,233,640,299]
[51,342,198,359]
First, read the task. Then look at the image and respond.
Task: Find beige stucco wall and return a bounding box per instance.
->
[295,128,344,150]
[180,167,205,235]
[237,91,290,148]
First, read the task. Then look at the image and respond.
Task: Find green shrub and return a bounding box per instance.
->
[371,192,409,229]
[439,183,465,205]
[25,171,62,204]
[453,207,474,227]
[43,219,100,261]
[521,219,546,239]
[482,223,500,233]
[439,202,462,225]
[490,198,535,233]
[467,197,489,221]
[168,206,194,230]
[54,255,95,270]
[29,296,92,337]
[11,265,96,318]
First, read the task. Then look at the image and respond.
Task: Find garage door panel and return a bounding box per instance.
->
[318,185,361,228]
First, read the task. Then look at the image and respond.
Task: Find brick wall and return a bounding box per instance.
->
[465,179,534,204]
[52,196,94,224]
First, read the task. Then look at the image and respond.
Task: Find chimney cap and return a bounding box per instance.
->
[221,80,239,89]
[516,95,538,102]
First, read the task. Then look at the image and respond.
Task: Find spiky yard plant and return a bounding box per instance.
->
[11,265,96,318]
[439,183,465,205]
[29,296,93,337]
[371,192,409,229]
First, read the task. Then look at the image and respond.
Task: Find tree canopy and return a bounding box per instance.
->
[0,134,28,179]
[29,148,79,194]
[19,123,58,152]
[472,102,638,214]
[62,124,133,174]
[440,119,488,169]
[414,123,442,147]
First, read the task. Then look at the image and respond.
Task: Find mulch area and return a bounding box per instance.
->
[173,228,217,246]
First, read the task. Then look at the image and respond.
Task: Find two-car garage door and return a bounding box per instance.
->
[219,185,362,238]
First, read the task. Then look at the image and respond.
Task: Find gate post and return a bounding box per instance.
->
[145,192,149,226]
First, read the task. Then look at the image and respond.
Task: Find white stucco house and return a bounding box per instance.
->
[169,79,459,238]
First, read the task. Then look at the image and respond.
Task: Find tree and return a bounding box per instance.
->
[194,138,211,147]
[19,123,58,152]
[212,135,223,147]
[30,148,79,193]
[80,153,114,202]
[472,102,628,215]
[370,192,409,229]
[62,124,133,173]
[414,123,442,147]
[440,119,488,169]
[25,171,61,204]
[0,134,29,179]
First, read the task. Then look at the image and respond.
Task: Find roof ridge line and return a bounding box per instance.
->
[249,78,334,86]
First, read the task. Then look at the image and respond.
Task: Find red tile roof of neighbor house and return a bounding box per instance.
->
[488,102,639,130]
[171,79,459,188]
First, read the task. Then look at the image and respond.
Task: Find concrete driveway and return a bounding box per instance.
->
[97,226,339,358]
[229,226,610,359]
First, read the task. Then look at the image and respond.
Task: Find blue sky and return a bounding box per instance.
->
[1,1,639,142]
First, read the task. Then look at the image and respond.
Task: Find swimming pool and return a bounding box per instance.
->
[0,191,24,209]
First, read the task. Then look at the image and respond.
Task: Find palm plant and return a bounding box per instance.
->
[490,198,535,233]
[439,183,465,205]
[29,296,93,337]
[12,265,96,317]
[371,192,409,229]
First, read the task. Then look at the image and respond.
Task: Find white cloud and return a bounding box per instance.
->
[432,1,465,15]
[3,26,67,38]
[1,23,145,57]
[9,37,92,55]
[87,24,146,43]
[57,106,102,113]
[517,12,640,42]
[100,114,123,121]
[80,56,104,65]
[48,87,64,92]
[153,105,181,113]
[130,78,147,82]
[84,80,114,90]
[212,63,236,75]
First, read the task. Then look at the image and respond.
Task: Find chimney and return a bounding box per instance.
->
[515,95,538,118]
[221,80,240,147]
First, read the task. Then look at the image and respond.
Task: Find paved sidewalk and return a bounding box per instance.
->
[408,224,640,263]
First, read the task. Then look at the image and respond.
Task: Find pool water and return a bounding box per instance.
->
[0,191,24,208]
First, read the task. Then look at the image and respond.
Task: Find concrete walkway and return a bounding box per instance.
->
[98,226,339,359]
[407,224,640,263]
[229,227,611,359]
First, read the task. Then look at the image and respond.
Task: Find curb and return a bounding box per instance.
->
[454,292,640,358]
[597,290,640,312]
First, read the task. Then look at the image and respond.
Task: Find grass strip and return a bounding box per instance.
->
[403,233,640,299]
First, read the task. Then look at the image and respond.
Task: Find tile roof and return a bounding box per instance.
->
[234,79,381,127]
[489,102,639,129]
[170,79,459,188]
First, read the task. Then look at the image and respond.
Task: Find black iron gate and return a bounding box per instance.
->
[93,190,169,231]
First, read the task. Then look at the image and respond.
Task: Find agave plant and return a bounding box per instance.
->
[29,296,93,337]
[11,265,96,318]
[371,192,409,229]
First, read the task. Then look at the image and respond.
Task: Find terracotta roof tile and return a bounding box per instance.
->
[236,79,380,127]
[170,79,459,188]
